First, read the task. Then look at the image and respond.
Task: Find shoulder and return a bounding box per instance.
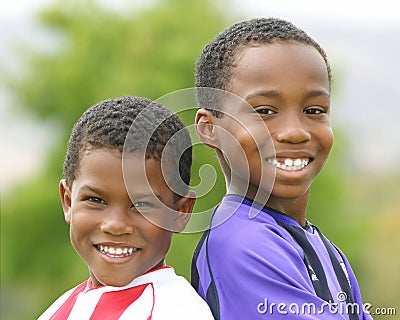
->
[37,281,88,320]
[150,268,214,319]
[204,204,314,285]
[209,202,302,260]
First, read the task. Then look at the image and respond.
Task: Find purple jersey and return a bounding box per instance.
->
[192,195,373,320]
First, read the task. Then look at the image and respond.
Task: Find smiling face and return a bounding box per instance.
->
[201,42,333,213]
[60,148,194,287]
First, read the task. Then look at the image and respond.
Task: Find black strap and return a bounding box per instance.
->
[191,229,208,291]
[314,226,359,320]
[191,228,220,320]
[278,223,334,304]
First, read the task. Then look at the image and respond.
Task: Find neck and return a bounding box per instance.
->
[228,187,308,227]
[265,191,309,227]
[227,177,309,227]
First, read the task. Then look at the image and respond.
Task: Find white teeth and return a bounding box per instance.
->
[267,158,310,171]
[284,159,293,166]
[97,245,138,257]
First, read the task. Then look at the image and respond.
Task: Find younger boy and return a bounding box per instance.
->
[192,18,372,319]
[38,96,214,319]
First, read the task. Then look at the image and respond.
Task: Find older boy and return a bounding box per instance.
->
[38,96,214,319]
[192,18,372,319]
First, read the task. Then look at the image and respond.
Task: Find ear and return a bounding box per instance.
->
[174,191,196,233]
[195,109,219,149]
[59,179,72,224]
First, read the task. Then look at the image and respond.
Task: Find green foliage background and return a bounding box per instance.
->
[1,1,399,319]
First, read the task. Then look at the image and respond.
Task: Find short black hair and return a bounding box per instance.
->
[195,17,331,114]
[63,96,192,198]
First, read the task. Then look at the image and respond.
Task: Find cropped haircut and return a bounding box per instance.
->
[63,96,192,198]
[195,17,332,115]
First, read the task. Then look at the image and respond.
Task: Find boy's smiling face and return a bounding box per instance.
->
[60,148,193,287]
[213,42,333,207]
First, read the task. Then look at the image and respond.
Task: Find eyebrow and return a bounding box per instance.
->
[79,185,101,194]
[244,89,330,101]
[80,185,165,203]
[128,191,166,203]
[305,89,330,99]
[131,193,158,199]
[245,90,281,100]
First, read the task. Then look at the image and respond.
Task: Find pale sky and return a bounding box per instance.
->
[1,0,399,190]
[234,0,400,23]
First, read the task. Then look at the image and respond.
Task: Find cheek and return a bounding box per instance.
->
[69,211,97,240]
[238,128,270,167]
[222,124,265,169]
[230,125,259,155]
[321,127,334,153]
[144,223,172,246]
[237,118,270,145]
[137,206,177,232]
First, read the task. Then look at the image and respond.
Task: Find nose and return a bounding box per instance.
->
[100,209,134,235]
[275,114,311,144]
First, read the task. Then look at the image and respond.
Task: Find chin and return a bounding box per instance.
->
[270,186,310,201]
[92,271,137,287]
[103,277,134,287]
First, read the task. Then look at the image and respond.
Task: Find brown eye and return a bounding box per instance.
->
[256,107,275,115]
[86,196,105,204]
[304,107,325,115]
[133,201,151,208]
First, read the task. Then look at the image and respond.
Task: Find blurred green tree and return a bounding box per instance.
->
[1,0,226,319]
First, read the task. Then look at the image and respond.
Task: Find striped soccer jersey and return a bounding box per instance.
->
[192,194,373,320]
[38,266,214,320]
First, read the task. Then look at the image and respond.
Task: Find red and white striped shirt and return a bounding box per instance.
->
[38,266,214,320]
